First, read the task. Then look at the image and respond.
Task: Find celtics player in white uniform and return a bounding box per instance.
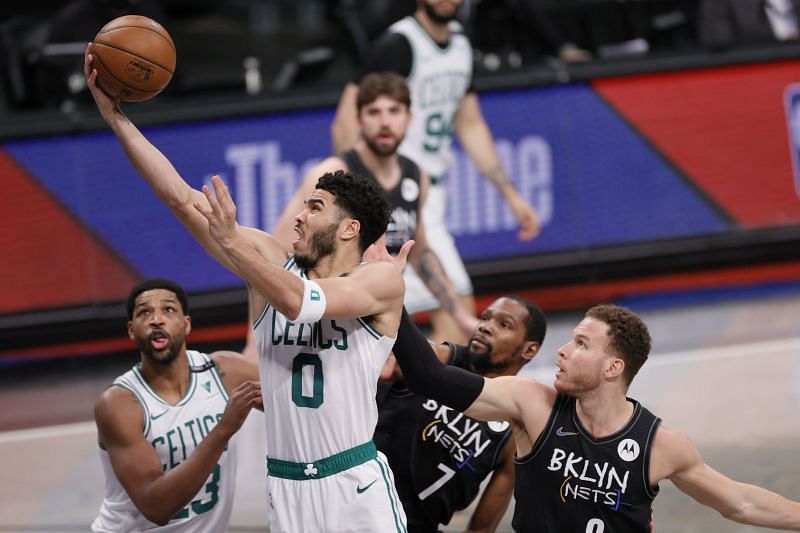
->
[89,36,408,527]
[91,279,261,532]
[333,0,541,343]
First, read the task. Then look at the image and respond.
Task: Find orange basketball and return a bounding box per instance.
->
[92,15,176,102]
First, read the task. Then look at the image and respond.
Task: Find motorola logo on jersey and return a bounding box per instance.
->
[785,83,800,197]
[617,439,640,462]
[487,420,510,432]
[401,177,420,202]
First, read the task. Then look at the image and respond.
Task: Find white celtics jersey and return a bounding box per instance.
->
[391,16,473,178]
[92,350,236,533]
[252,257,395,462]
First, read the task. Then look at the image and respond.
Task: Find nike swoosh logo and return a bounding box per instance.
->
[356,479,377,494]
[556,426,578,437]
[150,410,169,421]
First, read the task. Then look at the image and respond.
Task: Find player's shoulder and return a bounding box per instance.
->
[95,382,144,425]
[650,423,702,480]
[210,350,259,388]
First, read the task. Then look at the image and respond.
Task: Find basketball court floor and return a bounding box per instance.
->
[2,286,800,532]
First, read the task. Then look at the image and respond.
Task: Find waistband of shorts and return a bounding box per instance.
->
[266,441,377,480]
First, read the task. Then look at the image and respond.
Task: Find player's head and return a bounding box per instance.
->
[356,72,411,157]
[126,278,191,366]
[418,0,463,24]
[294,170,392,268]
[466,295,547,375]
[555,304,651,395]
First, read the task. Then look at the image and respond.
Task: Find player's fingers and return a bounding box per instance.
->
[396,240,415,263]
[211,175,233,205]
[201,183,223,214]
[517,226,540,241]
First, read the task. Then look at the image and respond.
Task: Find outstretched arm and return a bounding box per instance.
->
[465,438,515,532]
[407,171,478,336]
[408,219,478,338]
[331,83,361,153]
[655,426,800,529]
[95,382,261,525]
[84,43,286,279]
[454,92,540,240]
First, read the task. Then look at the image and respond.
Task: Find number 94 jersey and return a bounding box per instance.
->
[252,258,395,462]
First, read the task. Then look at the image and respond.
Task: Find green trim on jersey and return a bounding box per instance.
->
[356,317,382,340]
[267,441,377,480]
[375,453,407,532]
[132,360,197,407]
[113,381,151,437]
[253,303,271,330]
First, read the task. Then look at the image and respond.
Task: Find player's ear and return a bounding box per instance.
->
[184,315,192,335]
[340,217,360,243]
[127,321,134,340]
[521,341,540,362]
[605,357,625,379]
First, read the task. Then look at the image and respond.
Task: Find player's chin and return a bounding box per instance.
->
[468,339,489,354]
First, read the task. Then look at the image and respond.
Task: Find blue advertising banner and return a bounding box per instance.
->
[3,83,728,295]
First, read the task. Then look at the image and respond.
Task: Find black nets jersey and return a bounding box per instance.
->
[340,148,422,255]
[513,393,661,533]
[375,344,512,532]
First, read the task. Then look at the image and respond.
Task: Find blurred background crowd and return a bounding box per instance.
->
[1,0,798,115]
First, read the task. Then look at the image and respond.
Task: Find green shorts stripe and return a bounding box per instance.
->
[267,441,377,480]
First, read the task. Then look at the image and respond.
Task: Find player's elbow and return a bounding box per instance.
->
[139,504,174,526]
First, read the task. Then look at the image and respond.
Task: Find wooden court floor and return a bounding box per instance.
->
[1,289,799,532]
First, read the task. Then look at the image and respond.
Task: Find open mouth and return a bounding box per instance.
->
[150,330,169,351]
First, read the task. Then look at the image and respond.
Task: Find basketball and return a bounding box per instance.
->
[91,15,176,102]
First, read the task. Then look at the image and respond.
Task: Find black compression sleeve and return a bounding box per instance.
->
[392,307,484,411]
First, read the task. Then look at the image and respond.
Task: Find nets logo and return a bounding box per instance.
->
[617,439,640,462]
[786,83,800,197]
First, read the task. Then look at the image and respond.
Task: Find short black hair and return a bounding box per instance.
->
[126,278,189,320]
[316,170,392,252]
[503,295,547,344]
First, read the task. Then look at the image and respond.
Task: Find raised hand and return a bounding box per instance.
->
[217,380,262,437]
[363,235,415,272]
[194,175,240,248]
[83,42,122,121]
[508,193,541,241]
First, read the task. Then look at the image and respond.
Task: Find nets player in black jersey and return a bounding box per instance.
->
[376,295,546,532]
[273,71,477,338]
[385,295,800,532]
